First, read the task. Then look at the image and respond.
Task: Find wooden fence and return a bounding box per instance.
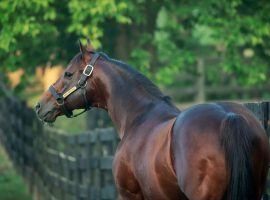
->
[0,95,269,199]
[0,96,119,200]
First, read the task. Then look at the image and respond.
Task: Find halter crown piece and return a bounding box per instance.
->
[49,52,100,118]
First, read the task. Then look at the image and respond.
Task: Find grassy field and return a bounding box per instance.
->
[0,145,32,200]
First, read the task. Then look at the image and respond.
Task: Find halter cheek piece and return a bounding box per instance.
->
[49,52,100,118]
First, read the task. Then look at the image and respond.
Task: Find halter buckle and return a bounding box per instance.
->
[83,64,94,76]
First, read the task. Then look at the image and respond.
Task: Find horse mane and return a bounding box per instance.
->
[98,52,173,105]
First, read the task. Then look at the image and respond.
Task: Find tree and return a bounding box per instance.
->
[1,0,270,101]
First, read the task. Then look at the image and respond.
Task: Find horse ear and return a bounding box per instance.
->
[87,38,91,46]
[86,37,95,52]
[78,39,87,54]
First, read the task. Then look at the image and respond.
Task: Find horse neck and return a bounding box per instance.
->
[91,59,180,138]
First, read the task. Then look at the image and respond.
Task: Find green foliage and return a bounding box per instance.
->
[0,0,58,71]
[1,0,270,96]
[67,0,133,47]
[152,1,270,86]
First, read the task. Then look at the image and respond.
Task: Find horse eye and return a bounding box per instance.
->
[64,72,73,78]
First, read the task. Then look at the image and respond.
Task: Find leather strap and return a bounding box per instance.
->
[49,85,73,117]
[49,85,62,104]
[48,52,100,118]
[78,53,100,86]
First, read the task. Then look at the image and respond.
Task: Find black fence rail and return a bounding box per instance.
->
[39,127,119,200]
[0,95,269,199]
[0,96,119,200]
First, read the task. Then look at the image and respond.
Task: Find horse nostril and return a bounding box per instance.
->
[35,102,41,112]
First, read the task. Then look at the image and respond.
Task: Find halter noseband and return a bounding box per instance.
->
[49,52,100,118]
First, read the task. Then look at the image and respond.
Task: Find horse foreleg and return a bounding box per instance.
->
[114,157,144,200]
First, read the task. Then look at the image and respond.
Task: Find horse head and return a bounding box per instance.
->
[35,40,103,123]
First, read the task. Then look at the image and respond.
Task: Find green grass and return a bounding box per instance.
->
[0,146,32,200]
[53,112,87,133]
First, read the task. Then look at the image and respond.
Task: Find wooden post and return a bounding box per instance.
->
[196,57,205,102]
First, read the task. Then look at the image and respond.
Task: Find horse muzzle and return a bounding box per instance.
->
[35,101,59,123]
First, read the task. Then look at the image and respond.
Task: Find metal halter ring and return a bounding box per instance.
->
[56,97,65,106]
[83,64,94,76]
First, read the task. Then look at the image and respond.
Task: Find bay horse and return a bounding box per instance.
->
[36,41,269,200]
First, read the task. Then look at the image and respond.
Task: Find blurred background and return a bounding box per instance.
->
[0,0,270,199]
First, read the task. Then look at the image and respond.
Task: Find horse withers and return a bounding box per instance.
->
[36,41,270,200]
